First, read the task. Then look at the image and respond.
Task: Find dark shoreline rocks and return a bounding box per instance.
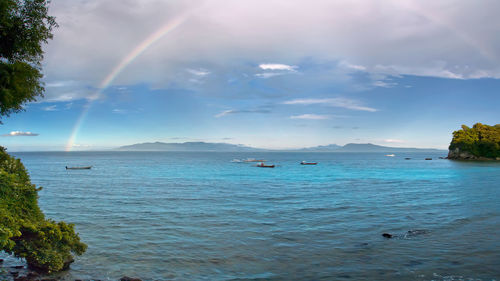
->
[120,277,142,281]
[448,148,500,161]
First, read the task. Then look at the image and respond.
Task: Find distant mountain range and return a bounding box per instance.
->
[116,141,444,152]
[116,142,263,152]
[333,143,443,152]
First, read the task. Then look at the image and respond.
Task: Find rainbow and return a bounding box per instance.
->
[65,14,188,151]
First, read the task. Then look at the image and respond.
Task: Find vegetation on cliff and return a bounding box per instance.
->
[1,0,87,273]
[0,147,87,272]
[449,123,500,159]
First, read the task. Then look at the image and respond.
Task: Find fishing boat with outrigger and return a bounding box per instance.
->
[300,161,317,165]
[65,166,92,170]
[256,162,275,168]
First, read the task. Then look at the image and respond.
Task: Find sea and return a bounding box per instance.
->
[1,151,499,280]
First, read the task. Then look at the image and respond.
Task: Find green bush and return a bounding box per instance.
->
[449,123,500,158]
[0,146,87,272]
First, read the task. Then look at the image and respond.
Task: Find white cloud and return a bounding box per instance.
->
[283,98,377,112]
[215,109,234,118]
[215,108,271,118]
[259,63,297,71]
[36,0,500,102]
[384,139,405,143]
[254,72,285,79]
[187,68,211,76]
[2,131,39,137]
[42,105,58,111]
[290,114,330,120]
[255,63,298,78]
[112,109,127,114]
[45,81,75,87]
[373,80,398,88]
[339,61,366,71]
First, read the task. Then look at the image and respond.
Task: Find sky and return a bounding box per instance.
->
[1,0,499,151]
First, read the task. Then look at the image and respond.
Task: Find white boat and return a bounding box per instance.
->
[243,158,266,162]
[385,154,395,157]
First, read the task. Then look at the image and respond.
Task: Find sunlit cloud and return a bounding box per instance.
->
[255,63,298,79]
[339,61,366,71]
[384,139,405,143]
[283,98,377,112]
[42,105,58,111]
[215,108,271,118]
[2,131,39,137]
[38,0,500,104]
[259,63,297,71]
[290,114,330,120]
[254,72,285,79]
[373,80,398,88]
[45,80,75,87]
[187,68,211,76]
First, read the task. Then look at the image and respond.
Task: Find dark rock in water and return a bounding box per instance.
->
[448,147,498,161]
[425,158,432,160]
[62,257,74,271]
[120,276,142,281]
[10,271,19,277]
[405,158,411,160]
[382,233,393,238]
[383,229,429,239]
[0,258,4,263]
[405,229,429,237]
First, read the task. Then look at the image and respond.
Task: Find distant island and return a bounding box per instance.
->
[116,141,264,152]
[117,141,444,153]
[448,123,500,160]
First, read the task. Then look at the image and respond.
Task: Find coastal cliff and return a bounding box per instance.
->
[448,123,500,160]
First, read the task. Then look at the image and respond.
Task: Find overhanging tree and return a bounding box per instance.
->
[0,0,57,123]
[0,0,87,273]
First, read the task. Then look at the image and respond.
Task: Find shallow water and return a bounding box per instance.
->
[4,152,500,280]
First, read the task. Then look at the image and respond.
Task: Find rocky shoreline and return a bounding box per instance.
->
[0,259,141,281]
[448,148,500,161]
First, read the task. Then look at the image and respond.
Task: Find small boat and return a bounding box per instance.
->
[243,158,266,162]
[385,154,395,157]
[231,159,243,163]
[256,162,275,168]
[300,161,318,165]
[425,158,432,160]
[66,166,92,170]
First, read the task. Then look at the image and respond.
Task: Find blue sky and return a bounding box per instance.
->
[1,0,499,151]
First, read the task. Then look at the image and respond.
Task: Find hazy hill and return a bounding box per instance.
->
[116,141,262,152]
[117,141,443,152]
[296,144,342,152]
[336,143,444,152]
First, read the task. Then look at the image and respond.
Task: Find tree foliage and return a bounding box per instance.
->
[0,0,57,123]
[449,123,500,158]
[0,147,87,272]
[0,0,87,273]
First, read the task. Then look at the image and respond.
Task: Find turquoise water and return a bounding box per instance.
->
[4,152,500,280]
